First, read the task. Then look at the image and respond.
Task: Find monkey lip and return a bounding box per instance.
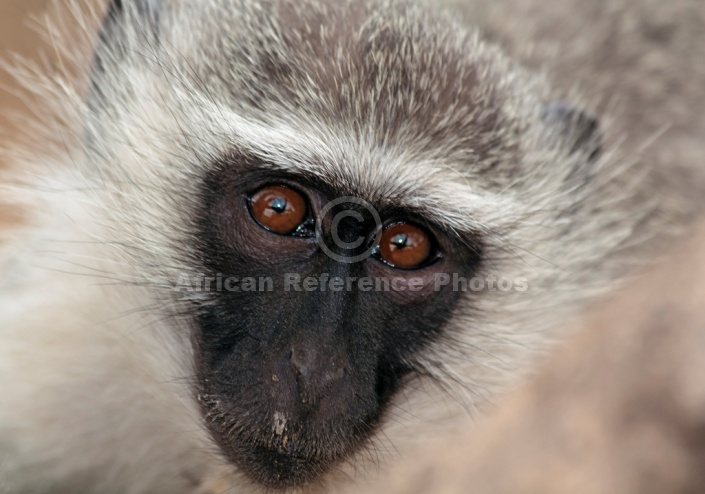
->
[226,422,361,490]
[239,441,336,489]
[198,392,371,488]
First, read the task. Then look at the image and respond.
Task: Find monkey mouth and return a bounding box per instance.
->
[199,392,375,489]
[219,421,363,489]
[236,439,338,489]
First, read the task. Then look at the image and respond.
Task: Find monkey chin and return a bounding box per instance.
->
[198,378,381,489]
[229,438,341,490]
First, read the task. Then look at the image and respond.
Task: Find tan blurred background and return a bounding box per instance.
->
[0,1,54,229]
[0,0,51,168]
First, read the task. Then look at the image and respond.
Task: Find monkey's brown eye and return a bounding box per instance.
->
[249,185,308,234]
[378,223,433,269]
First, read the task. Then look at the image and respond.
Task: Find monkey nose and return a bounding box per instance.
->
[289,343,346,396]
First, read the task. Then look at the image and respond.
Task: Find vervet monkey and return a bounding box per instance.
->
[0,0,703,492]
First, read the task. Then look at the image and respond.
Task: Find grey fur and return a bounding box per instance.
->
[0,0,703,492]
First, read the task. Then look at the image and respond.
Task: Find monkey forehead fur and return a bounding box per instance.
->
[0,0,693,492]
[86,0,624,299]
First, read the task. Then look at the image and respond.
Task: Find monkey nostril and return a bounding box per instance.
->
[289,346,314,381]
[289,345,344,392]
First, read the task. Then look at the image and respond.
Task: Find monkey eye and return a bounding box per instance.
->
[248,185,310,235]
[376,222,435,269]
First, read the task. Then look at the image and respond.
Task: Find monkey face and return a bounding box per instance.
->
[193,156,482,488]
[87,0,601,489]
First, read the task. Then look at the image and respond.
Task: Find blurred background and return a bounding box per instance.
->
[0,0,52,170]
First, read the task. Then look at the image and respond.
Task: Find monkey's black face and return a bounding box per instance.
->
[193,155,481,489]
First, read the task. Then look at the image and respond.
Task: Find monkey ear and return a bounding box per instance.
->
[542,102,601,162]
[94,0,162,71]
